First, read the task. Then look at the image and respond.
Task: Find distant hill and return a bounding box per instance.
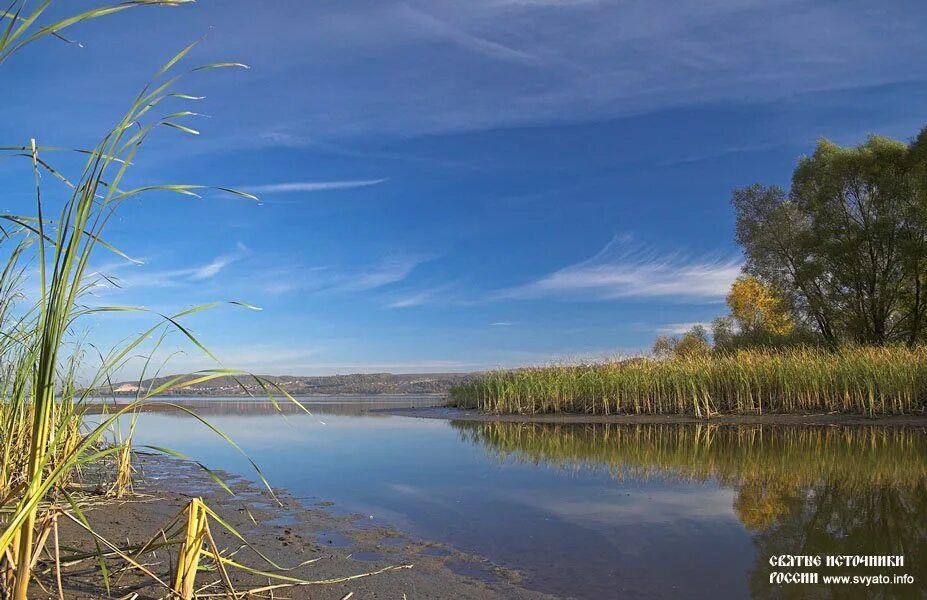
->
[103,372,477,396]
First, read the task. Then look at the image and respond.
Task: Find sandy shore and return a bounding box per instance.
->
[380,405,927,426]
[39,453,552,599]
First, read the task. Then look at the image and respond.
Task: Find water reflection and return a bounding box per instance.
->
[454,421,927,598]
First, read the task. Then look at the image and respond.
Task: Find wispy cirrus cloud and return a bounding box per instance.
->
[333,257,426,293]
[388,291,435,309]
[257,256,430,297]
[6,0,925,145]
[497,237,741,302]
[656,321,712,335]
[399,4,540,66]
[242,179,387,194]
[94,243,252,291]
[386,283,456,309]
[168,0,927,140]
[190,246,251,280]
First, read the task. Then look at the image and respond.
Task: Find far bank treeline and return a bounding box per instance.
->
[452,127,927,416]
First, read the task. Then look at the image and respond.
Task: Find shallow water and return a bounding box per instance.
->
[106,397,927,599]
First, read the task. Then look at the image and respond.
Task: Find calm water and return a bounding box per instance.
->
[107,397,927,599]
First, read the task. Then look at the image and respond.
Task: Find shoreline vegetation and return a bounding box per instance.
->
[449,346,927,417]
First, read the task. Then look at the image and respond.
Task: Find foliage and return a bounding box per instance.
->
[726,276,793,336]
[674,324,712,357]
[651,334,676,358]
[733,131,927,347]
[706,277,804,352]
[451,346,927,417]
[652,325,712,358]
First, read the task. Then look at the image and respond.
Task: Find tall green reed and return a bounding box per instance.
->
[451,346,927,416]
[0,3,297,597]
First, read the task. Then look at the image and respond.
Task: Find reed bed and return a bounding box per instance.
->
[451,346,927,416]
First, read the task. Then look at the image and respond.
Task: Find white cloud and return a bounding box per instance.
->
[490,321,513,326]
[399,4,540,65]
[191,246,250,280]
[334,257,424,293]
[656,321,712,335]
[385,284,456,308]
[242,179,387,194]
[498,237,741,302]
[256,257,429,297]
[93,243,252,290]
[388,291,434,308]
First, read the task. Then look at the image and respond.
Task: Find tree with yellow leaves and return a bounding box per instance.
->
[726,276,794,336]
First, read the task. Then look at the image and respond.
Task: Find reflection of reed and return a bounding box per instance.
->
[85,395,447,417]
[453,421,927,492]
[457,420,927,584]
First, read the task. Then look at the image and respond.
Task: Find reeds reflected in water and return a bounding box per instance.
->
[454,421,927,597]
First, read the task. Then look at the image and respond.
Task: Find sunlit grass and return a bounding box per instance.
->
[451,346,927,416]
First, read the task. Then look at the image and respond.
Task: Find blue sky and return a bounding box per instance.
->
[2,0,926,377]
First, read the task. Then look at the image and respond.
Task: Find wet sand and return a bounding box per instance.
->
[381,405,927,426]
[39,453,552,599]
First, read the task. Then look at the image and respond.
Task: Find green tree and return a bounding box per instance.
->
[733,130,927,346]
[711,315,736,352]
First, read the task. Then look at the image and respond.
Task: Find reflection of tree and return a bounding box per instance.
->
[746,480,927,599]
[734,478,801,531]
[454,421,927,599]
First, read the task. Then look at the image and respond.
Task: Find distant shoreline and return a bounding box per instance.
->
[94,371,473,397]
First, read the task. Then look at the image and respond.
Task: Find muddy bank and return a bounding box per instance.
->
[40,453,551,599]
[380,405,927,426]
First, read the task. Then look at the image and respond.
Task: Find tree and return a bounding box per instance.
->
[711,316,736,352]
[726,276,794,337]
[675,325,711,357]
[651,335,677,358]
[733,131,927,346]
[652,325,711,358]
[733,183,838,345]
